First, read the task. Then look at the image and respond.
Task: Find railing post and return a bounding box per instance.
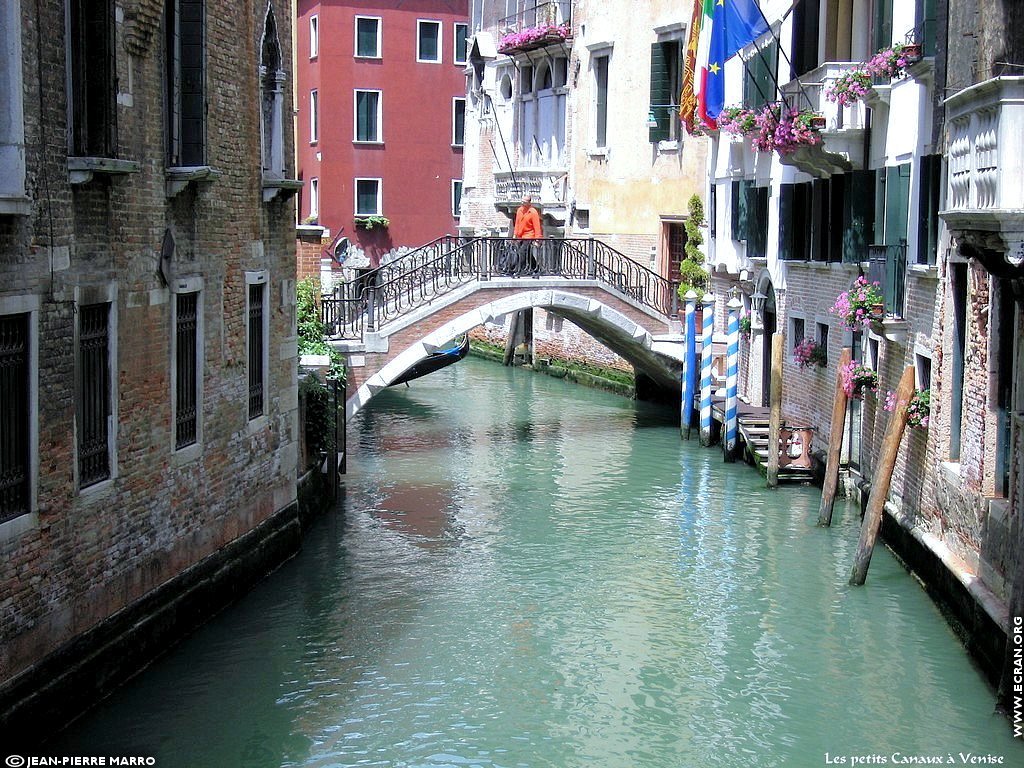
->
[366,285,376,332]
[681,290,698,439]
[586,238,596,279]
[670,280,680,317]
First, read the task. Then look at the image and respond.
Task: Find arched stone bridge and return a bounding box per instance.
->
[322,237,686,418]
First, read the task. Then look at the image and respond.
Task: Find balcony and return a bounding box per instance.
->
[494,170,569,218]
[778,62,870,177]
[497,2,572,56]
[941,76,1024,275]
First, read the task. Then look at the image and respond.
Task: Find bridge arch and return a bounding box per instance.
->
[342,286,684,418]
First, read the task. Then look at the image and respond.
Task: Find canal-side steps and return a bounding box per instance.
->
[710,398,817,482]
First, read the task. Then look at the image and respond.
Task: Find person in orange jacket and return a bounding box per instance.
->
[511,194,542,275]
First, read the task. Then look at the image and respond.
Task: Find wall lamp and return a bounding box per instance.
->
[647,104,679,128]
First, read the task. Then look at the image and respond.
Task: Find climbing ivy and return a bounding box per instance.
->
[296,276,345,381]
[677,194,709,300]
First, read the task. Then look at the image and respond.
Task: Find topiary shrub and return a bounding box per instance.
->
[677,194,709,300]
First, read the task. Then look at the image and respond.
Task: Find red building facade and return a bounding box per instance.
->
[296,0,469,263]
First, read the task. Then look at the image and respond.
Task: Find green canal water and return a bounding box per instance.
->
[51,356,1019,766]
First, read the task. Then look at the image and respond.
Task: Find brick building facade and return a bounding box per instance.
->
[0,0,303,738]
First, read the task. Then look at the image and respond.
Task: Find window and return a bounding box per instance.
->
[791,0,820,77]
[246,277,268,421]
[883,164,911,246]
[816,322,830,366]
[790,317,806,356]
[917,155,941,265]
[70,0,115,157]
[417,20,441,62]
[521,65,534,96]
[355,178,382,215]
[649,40,682,143]
[355,16,380,58]
[454,22,468,65]
[452,98,466,146]
[1,314,30,522]
[309,178,319,219]
[174,292,200,450]
[261,6,286,178]
[309,14,318,58]
[310,89,319,143]
[731,180,768,258]
[0,0,27,210]
[452,180,463,218]
[78,303,112,488]
[743,41,777,110]
[593,53,610,149]
[166,0,206,166]
[355,90,382,142]
[778,183,812,260]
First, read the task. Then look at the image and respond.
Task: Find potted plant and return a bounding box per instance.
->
[716,106,759,137]
[739,314,752,339]
[354,215,390,230]
[773,109,824,154]
[830,276,885,330]
[826,69,873,107]
[864,43,912,79]
[840,361,878,399]
[497,23,571,54]
[884,387,930,429]
[794,337,827,369]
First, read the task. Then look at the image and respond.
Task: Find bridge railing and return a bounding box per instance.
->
[321,237,679,338]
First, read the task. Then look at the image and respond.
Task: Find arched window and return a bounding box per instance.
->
[260,3,286,178]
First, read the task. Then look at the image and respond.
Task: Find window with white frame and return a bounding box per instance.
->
[309,177,319,219]
[417,20,441,62]
[309,14,318,58]
[452,97,465,146]
[355,178,382,215]
[355,16,380,58]
[246,273,269,422]
[310,88,319,143]
[592,51,610,149]
[454,22,468,64]
[173,287,203,452]
[452,180,463,218]
[355,90,382,143]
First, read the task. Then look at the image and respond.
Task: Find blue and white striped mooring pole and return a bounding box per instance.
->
[724,294,742,461]
[699,293,715,446]
[681,290,698,438]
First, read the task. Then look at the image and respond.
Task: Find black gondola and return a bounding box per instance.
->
[388,335,470,386]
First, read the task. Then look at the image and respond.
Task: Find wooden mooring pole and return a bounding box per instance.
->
[849,365,916,586]
[817,347,852,526]
[766,333,785,488]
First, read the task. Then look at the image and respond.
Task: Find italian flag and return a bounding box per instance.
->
[692,0,718,129]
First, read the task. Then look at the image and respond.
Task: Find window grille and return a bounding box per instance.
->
[248,284,265,420]
[175,293,198,449]
[0,314,30,521]
[78,304,111,488]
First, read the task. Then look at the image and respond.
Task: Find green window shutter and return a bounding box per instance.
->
[779,185,794,260]
[842,170,876,263]
[874,0,894,53]
[744,41,777,109]
[649,43,670,143]
[748,185,768,259]
[731,180,747,241]
[884,164,911,246]
[917,155,941,264]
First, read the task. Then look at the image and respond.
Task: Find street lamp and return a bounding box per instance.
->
[750,289,767,315]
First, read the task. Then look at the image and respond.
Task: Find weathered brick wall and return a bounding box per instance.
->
[0,0,299,690]
[297,230,326,282]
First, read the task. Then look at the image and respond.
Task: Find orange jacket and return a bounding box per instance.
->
[513,205,542,239]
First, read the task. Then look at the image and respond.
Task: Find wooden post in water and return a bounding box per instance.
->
[766,333,785,488]
[849,365,916,585]
[817,347,852,526]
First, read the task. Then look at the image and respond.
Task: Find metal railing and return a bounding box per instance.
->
[321,237,679,340]
[867,243,907,319]
[498,1,571,31]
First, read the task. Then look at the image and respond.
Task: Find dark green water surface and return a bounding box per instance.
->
[51,356,1020,766]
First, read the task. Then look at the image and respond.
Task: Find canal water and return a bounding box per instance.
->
[52,356,1018,766]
